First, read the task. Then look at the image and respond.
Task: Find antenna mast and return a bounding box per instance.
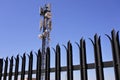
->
[38,3,52,80]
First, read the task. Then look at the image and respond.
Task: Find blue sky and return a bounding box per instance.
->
[0,0,120,80]
[0,0,120,57]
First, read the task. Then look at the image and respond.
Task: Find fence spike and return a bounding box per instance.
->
[3,57,8,80]
[45,47,50,80]
[67,41,73,80]
[20,56,23,59]
[36,49,41,80]
[0,59,3,80]
[35,52,38,56]
[116,31,120,47]
[89,38,95,45]
[27,54,30,58]
[55,44,61,80]
[75,42,80,48]
[116,31,120,59]
[52,47,56,53]
[14,55,19,80]
[38,49,41,56]
[8,56,14,80]
[117,31,119,36]
[20,53,26,59]
[68,40,71,43]
[62,44,67,52]
[80,38,88,80]
[28,51,33,80]
[105,34,112,42]
[94,34,104,80]
[111,29,120,80]
[21,53,26,80]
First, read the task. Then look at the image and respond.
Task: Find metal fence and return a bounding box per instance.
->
[0,29,120,80]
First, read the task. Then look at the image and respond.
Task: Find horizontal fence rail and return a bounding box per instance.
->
[0,29,120,80]
[1,61,113,75]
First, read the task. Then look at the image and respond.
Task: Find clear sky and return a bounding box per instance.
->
[0,0,120,80]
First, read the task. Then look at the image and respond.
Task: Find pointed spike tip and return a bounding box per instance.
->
[75,41,80,48]
[111,29,116,34]
[89,38,94,45]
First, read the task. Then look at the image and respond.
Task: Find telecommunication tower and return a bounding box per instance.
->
[38,3,52,80]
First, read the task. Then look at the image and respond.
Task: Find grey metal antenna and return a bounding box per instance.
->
[38,3,52,80]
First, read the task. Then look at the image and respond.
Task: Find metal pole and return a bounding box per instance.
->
[38,3,52,80]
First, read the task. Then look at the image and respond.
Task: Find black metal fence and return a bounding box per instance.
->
[0,29,120,80]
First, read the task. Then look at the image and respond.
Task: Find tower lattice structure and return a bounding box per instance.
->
[38,3,52,80]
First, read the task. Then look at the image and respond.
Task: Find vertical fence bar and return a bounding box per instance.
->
[55,44,61,80]
[8,56,14,80]
[3,57,8,80]
[67,41,73,80]
[45,47,50,80]
[36,50,41,80]
[110,30,120,80]
[28,52,33,80]
[106,30,120,80]
[21,53,26,80]
[80,38,88,80]
[66,43,69,80]
[116,31,120,79]
[94,34,104,80]
[90,35,104,80]
[116,32,120,62]
[14,55,19,80]
[0,59,3,80]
